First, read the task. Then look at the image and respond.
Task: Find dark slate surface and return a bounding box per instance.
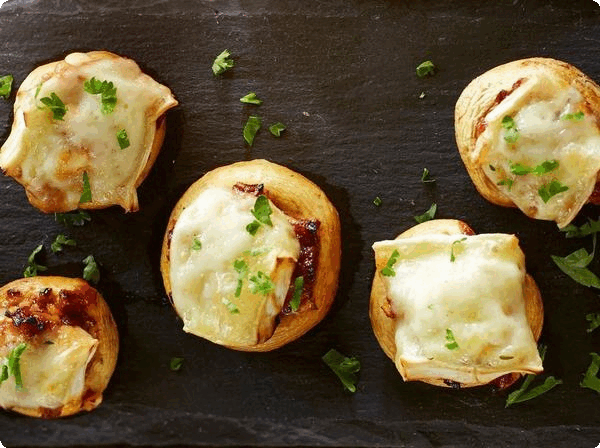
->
[0,0,599,446]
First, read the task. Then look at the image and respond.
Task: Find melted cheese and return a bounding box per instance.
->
[169,187,300,346]
[473,74,600,227]
[373,234,542,385]
[0,52,178,211]
[0,326,97,410]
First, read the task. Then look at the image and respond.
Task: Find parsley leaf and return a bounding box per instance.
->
[55,210,91,226]
[509,160,559,176]
[381,249,400,277]
[249,271,274,295]
[445,328,459,350]
[414,203,437,224]
[245,221,261,236]
[222,298,240,314]
[0,74,13,99]
[212,49,234,75]
[80,172,92,203]
[416,60,435,78]
[243,115,262,146]
[497,179,514,190]
[538,180,568,203]
[322,349,360,393]
[169,357,184,371]
[83,77,117,114]
[82,255,100,284]
[373,196,382,207]
[233,259,248,297]
[116,129,130,149]
[289,276,304,312]
[586,313,600,333]
[501,115,519,143]
[580,352,600,394]
[561,111,585,121]
[240,92,262,105]
[40,92,67,120]
[450,237,467,262]
[23,244,47,278]
[246,195,273,235]
[3,343,27,390]
[551,233,600,288]
[421,168,436,183]
[191,238,202,251]
[268,122,286,137]
[50,234,76,253]
[561,218,600,238]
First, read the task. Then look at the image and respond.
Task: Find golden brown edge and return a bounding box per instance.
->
[160,159,342,352]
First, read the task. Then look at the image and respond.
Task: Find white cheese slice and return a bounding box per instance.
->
[0,326,97,410]
[0,52,177,211]
[473,73,600,227]
[373,233,542,385]
[169,186,300,346]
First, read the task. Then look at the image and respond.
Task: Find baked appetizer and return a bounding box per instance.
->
[0,51,178,213]
[370,219,544,389]
[455,57,600,228]
[0,277,118,418]
[161,159,341,352]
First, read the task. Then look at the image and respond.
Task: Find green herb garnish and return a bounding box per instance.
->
[240,92,262,105]
[249,271,274,296]
[586,313,600,333]
[381,249,400,277]
[289,276,304,312]
[82,255,100,284]
[83,77,117,114]
[497,179,514,190]
[561,111,585,121]
[551,233,600,288]
[169,357,184,371]
[116,129,130,149]
[509,160,559,176]
[23,244,47,278]
[0,74,13,99]
[561,218,600,238]
[212,49,234,75]
[268,122,286,137]
[444,328,459,350]
[233,259,248,298]
[40,92,67,120]
[243,115,262,146]
[55,210,91,226]
[421,168,435,183]
[245,221,261,236]
[414,203,437,224]
[50,234,76,254]
[246,195,273,235]
[416,60,435,78]
[580,352,600,394]
[79,172,92,203]
[1,343,28,390]
[222,298,240,314]
[450,237,467,262]
[373,196,382,207]
[538,180,568,203]
[191,238,202,251]
[502,115,519,143]
[322,348,360,393]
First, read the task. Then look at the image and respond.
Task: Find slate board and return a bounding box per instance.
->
[0,0,599,446]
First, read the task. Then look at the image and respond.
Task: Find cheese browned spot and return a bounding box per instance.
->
[0,51,178,213]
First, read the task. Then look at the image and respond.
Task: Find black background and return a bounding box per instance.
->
[0,0,599,446]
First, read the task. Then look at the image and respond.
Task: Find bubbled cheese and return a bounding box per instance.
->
[373,233,542,385]
[169,187,300,346]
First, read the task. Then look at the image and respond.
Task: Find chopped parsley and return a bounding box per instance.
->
[538,180,569,203]
[414,203,437,224]
[79,172,92,203]
[50,234,76,253]
[240,92,262,105]
[381,249,400,277]
[233,259,248,297]
[322,348,360,393]
[421,168,435,183]
[222,298,240,314]
[246,195,273,235]
[212,49,234,75]
[497,179,514,190]
[268,122,286,137]
[243,115,262,146]
[505,345,562,407]
[561,111,585,121]
[23,244,47,278]
[551,233,600,288]
[40,92,67,120]
[580,352,600,394]
[0,343,28,390]
[450,237,467,262]
[249,271,274,295]
[245,221,261,236]
[373,196,382,207]
[509,160,559,176]
[416,60,435,78]
[444,328,459,350]
[289,276,304,312]
[116,129,130,149]
[169,357,184,371]
[191,238,202,251]
[586,313,600,333]
[83,77,117,114]
[82,255,100,284]
[55,210,91,226]
[501,115,519,144]
[0,74,13,99]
